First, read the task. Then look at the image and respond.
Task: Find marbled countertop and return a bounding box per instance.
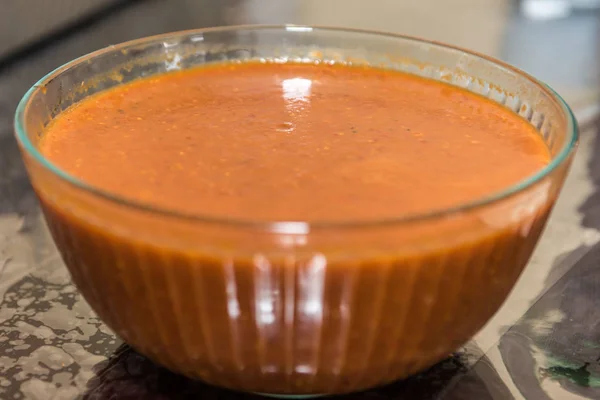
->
[1,0,600,398]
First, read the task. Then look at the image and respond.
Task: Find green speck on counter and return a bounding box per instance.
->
[542,361,600,388]
[583,340,600,349]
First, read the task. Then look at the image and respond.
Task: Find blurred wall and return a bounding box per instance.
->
[232,0,510,54]
[0,0,122,58]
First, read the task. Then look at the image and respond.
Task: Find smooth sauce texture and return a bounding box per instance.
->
[40,62,550,221]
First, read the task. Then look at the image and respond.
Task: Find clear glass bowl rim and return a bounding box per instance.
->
[14,24,579,231]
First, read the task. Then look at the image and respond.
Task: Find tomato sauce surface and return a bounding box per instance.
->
[40,62,549,221]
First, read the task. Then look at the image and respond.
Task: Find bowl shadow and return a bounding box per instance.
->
[82,341,512,400]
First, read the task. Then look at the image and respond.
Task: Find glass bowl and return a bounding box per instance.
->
[14,25,578,397]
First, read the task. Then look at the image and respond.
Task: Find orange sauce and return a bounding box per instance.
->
[33,61,554,395]
[40,62,549,221]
